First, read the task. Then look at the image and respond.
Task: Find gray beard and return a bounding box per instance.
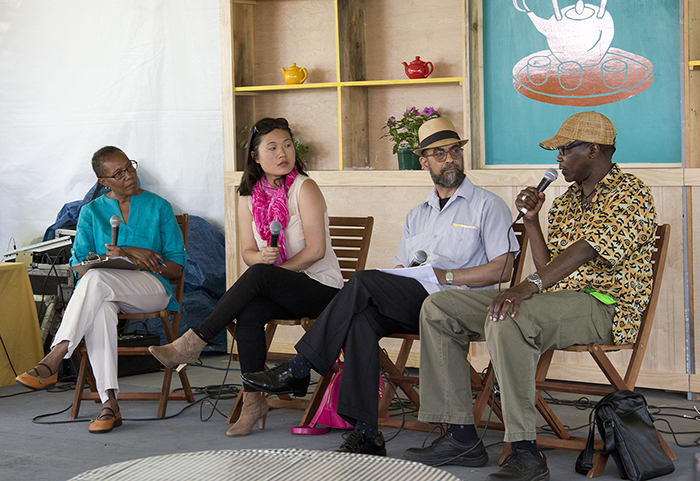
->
[429,163,466,189]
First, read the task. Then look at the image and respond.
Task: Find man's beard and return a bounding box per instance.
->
[428,162,466,189]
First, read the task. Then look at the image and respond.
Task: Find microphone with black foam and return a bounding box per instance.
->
[269,221,282,247]
[515,168,558,222]
[110,215,121,245]
[408,250,428,267]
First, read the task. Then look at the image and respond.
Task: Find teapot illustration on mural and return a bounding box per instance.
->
[281,63,308,84]
[513,0,614,67]
[402,57,434,79]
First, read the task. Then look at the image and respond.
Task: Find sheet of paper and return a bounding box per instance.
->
[378,265,442,295]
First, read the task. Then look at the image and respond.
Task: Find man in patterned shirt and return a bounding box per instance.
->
[405,111,657,481]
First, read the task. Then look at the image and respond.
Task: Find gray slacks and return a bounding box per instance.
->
[417,289,615,442]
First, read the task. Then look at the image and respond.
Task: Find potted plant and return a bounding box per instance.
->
[381,106,440,170]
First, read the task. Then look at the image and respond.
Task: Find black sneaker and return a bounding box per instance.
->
[334,430,387,456]
[487,448,549,481]
[404,432,488,467]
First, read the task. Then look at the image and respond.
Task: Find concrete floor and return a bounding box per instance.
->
[1,354,697,481]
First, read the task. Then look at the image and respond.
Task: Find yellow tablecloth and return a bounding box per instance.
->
[0,263,43,387]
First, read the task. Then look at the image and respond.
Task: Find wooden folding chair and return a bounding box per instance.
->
[71,214,195,419]
[377,223,529,432]
[498,223,675,477]
[226,216,374,427]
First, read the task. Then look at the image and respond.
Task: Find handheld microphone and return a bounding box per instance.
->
[110,215,121,245]
[515,168,558,221]
[408,250,428,267]
[270,221,282,247]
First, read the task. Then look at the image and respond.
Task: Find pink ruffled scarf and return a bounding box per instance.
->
[250,167,298,266]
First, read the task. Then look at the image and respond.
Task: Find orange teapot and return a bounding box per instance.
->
[402,56,433,79]
[281,63,308,84]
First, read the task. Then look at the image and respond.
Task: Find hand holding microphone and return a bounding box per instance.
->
[515,168,558,222]
[408,250,428,267]
[260,221,282,265]
[110,215,121,245]
[269,221,282,247]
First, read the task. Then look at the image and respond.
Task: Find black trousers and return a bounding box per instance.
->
[194,264,340,379]
[295,270,428,427]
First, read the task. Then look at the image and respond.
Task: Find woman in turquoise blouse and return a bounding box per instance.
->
[15,146,186,434]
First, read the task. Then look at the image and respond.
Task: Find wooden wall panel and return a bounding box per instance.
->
[253,1,336,86]
[364,0,463,81]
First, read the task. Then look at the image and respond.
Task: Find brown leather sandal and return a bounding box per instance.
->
[15,363,58,391]
[88,407,123,434]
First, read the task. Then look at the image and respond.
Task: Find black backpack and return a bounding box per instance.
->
[576,390,674,481]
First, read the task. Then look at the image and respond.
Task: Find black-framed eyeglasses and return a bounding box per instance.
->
[101,160,138,181]
[252,118,290,135]
[558,141,589,156]
[424,146,463,162]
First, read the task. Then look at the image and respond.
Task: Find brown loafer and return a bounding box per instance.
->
[15,363,58,391]
[89,408,123,434]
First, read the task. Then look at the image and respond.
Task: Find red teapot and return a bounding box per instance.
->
[402,56,433,79]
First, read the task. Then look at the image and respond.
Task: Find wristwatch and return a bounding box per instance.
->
[526,273,543,293]
[445,270,454,286]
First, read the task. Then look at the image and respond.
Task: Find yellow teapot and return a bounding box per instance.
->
[281,63,308,84]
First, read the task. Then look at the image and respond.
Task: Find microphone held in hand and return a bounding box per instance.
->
[270,221,282,247]
[110,215,121,245]
[408,250,428,267]
[515,168,558,222]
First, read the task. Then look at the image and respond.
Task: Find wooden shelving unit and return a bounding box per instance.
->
[221,0,468,172]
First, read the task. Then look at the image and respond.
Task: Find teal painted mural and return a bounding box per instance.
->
[483,0,681,165]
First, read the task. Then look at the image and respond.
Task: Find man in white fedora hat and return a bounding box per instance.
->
[406,112,658,481]
[242,116,518,458]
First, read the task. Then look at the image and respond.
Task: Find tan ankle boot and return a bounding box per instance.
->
[148,329,207,369]
[226,391,269,437]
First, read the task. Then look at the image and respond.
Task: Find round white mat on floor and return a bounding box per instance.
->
[67,448,463,481]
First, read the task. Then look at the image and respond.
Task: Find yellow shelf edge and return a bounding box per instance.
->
[340,77,463,87]
[234,77,465,92]
[235,82,338,92]
[690,60,700,70]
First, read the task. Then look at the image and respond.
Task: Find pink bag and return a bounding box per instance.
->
[291,360,388,435]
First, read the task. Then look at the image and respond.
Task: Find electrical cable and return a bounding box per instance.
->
[196,322,241,422]
[0,333,18,377]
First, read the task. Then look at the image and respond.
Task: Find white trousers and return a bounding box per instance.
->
[52,269,170,403]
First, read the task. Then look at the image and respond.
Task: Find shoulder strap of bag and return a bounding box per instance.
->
[575,406,597,474]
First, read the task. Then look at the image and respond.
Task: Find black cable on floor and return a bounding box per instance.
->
[0,333,18,377]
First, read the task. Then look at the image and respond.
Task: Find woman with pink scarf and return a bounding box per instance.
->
[150,118,343,436]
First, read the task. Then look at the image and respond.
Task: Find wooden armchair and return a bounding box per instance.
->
[226,216,374,428]
[500,223,675,477]
[377,223,529,431]
[71,214,194,419]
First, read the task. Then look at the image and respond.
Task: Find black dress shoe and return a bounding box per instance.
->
[334,430,387,456]
[404,432,488,467]
[241,362,310,397]
[487,448,549,481]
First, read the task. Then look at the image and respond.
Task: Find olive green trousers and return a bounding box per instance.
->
[417,289,615,442]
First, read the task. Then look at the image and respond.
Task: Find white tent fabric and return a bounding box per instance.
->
[0,0,224,250]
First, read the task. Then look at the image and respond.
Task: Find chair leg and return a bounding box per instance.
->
[298,367,338,427]
[157,367,174,419]
[227,390,245,424]
[471,363,505,430]
[153,312,195,418]
[71,351,90,419]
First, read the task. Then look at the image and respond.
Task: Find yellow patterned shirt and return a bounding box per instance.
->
[545,164,657,345]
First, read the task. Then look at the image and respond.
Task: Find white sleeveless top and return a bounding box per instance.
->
[250,175,344,289]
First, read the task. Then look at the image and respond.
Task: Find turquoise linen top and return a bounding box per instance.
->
[70,190,187,311]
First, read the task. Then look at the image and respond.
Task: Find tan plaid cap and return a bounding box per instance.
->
[539,111,617,150]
